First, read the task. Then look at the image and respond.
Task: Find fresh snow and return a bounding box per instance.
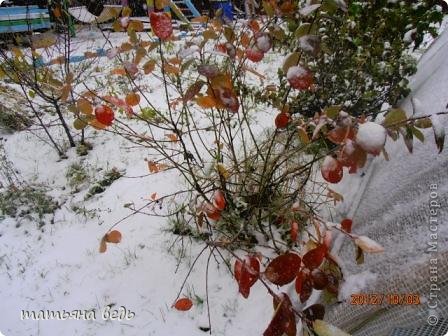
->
[355,121,387,155]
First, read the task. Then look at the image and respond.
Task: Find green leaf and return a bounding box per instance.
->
[384,108,407,128]
[295,23,312,38]
[355,246,364,265]
[410,126,424,143]
[28,90,36,99]
[414,117,432,129]
[313,320,351,336]
[262,0,275,17]
[140,107,157,120]
[223,26,235,43]
[73,118,88,130]
[324,105,342,120]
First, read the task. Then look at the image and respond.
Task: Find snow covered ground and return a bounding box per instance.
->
[0,21,447,336]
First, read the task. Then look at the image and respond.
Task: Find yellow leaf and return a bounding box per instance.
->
[313,320,351,336]
[297,126,310,144]
[216,163,230,180]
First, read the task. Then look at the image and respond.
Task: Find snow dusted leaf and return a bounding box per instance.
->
[321,156,343,184]
[355,122,387,155]
[282,52,300,74]
[299,35,320,56]
[303,245,327,270]
[299,4,321,16]
[354,236,384,253]
[383,108,407,129]
[287,65,314,90]
[264,293,296,336]
[265,252,301,286]
[173,298,193,311]
[313,320,351,336]
[431,114,445,153]
[105,230,122,243]
[303,304,325,322]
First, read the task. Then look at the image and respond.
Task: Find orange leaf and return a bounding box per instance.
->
[89,119,108,130]
[111,68,127,76]
[163,63,180,75]
[143,60,156,74]
[147,160,159,173]
[166,133,178,142]
[240,32,250,48]
[196,95,217,109]
[173,298,193,311]
[105,230,122,243]
[99,236,107,253]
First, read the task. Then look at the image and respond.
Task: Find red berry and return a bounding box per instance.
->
[287,66,313,90]
[246,48,264,62]
[95,105,114,126]
[275,112,290,129]
[150,12,173,40]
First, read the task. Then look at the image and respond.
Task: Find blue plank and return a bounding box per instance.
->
[0,23,51,33]
[0,6,48,16]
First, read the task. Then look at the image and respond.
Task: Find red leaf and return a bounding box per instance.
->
[341,218,353,233]
[321,155,343,184]
[287,66,313,90]
[213,190,226,211]
[275,112,290,129]
[236,256,260,298]
[300,277,313,303]
[95,105,114,126]
[311,269,328,290]
[173,298,193,311]
[263,293,296,336]
[150,12,173,40]
[303,245,327,270]
[290,221,299,242]
[295,271,304,294]
[246,48,264,62]
[327,127,354,145]
[203,203,221,221]
[265,252,301,286]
